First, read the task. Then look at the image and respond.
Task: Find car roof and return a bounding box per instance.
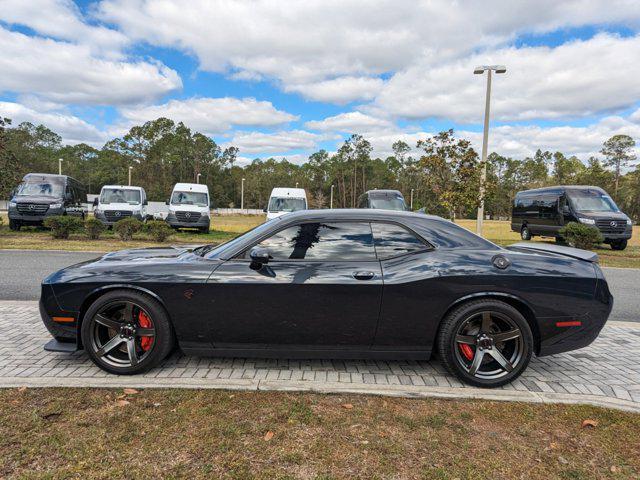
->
[270,187,306,197]
[173,183,209,193]
[101,185,143,190]
[276,208,442,222]
[364,189,403,196]
[517,185,605,195]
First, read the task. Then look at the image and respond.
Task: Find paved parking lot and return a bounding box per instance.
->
[1,301,639,412]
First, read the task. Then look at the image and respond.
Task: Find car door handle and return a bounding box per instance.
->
[352,271,375,280]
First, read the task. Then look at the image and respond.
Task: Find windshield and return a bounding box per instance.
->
[16,179,64,198]
[268,197,306,212]
[171,191,208,207]
[100,188,141,205]
[569,191,620,213]
[369,195,407,211]
[195,217,279,258]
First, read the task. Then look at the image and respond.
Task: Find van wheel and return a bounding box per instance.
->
[610,239,627,251]
[520,225,532,240]
[9,219,21,231]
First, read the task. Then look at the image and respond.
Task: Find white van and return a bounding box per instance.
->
[166,183,211,232]
[265,187,308,220]
[93,185,147,226]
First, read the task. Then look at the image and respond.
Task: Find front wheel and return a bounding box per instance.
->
[81,290,174,375]
[610,239,628,251]
[9,219,21,231]
[520,225,532,240]
[437,299,533,388]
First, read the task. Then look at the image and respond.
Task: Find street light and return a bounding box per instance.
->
[196,173,202,184]
[410,189,414,210]
[330,184,334,209]
[241,178,245,210]
[295,182,299,188]
[58,158,63,175]
[473,65,506,236]
[128,166,133,186]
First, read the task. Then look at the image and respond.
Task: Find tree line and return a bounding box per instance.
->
[1,116,639,220]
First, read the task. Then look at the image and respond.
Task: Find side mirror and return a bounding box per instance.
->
[92,197,99,206]
[209,201,214,209]
[143,199,148,205]
[165,199,169,205]
[562,205,570,215]
[262,207,267,213]
[249,247,270,267]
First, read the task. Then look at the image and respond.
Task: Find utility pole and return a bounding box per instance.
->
[128,166,133,186]
[196,173,202,184]
[58,158,63,175]
[473,65,506,236]
[241,178,245,210]
[330,184,334,209]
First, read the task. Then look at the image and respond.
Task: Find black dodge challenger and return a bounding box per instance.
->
[40,209,613,388]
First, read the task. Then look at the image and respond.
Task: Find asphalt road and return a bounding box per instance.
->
[0,250,637,322]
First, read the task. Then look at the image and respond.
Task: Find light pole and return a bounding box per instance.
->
[196,173,202,184]
[241,177,245,210]
[410,189,414,210]
[295,182,299,188]
[128,166,133,186]
[330,184,334,209]
[58,158,63,175]
[474,65,506,236]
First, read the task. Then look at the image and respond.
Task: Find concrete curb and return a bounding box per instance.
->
[2,377,639,414]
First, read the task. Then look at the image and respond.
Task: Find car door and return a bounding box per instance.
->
[206,221,383,350]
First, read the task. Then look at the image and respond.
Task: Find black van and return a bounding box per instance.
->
[511,185,633,250]
[8,173,87,230]
[357,190,408,211]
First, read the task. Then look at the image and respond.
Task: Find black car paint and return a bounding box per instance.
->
[40,210,613,360]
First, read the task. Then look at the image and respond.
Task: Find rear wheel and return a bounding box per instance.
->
[81,290,174,375]
[610,239,627,251]
[520,225,532,240]
[9,219,21,231]
[437,299,533,388]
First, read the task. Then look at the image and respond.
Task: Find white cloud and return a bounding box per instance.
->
[372,33,640,123]
[0,27,181,105]
[0,0,128,56]
[285,77,384,104]
[228,130,320,154]
[305,111,394,133]
[97,0,640,104]
[119,97,298,135]
[0,101,108,145]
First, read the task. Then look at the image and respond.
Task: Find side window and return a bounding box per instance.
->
[249,222,375,260]
[371,223,429,259]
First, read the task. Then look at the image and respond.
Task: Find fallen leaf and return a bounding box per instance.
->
[17,386,27,393]
[263,431,274,441]
[581,419,598,428]
[342,403,354,410]
[610,466,619,473]
[153,402,162,407]
[558,456,569,465]
[42,412,61,421]
[116,400,130,407]
[549,442,559,450]
[123,388,139,395]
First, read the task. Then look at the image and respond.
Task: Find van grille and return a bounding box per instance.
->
[175,211,201,223]
[104,210,133,222]
[596,219,627,234]
[16,203,49,215]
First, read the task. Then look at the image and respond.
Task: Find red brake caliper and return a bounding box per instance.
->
[138,311,154,351]
[459,343,474,361]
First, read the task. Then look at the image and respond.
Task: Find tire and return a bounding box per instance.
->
[555,236,565,244]
[437,299,533,388]
[520,225,531,240]
[81,289,174,375]
[610,239,627,251]
[199,224,210,234]
[9,219,21,231]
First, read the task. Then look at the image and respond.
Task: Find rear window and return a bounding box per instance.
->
[371,223,429,259]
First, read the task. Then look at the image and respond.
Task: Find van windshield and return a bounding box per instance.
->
[268,197,306,212]
[569,190,620,213]
[16,179,64,198]
[100,188,141,205]
[171,191,208,207]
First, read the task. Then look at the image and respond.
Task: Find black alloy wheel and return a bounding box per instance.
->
[81,290,174,375]
[438,299,533,388]
[520,225,531,240]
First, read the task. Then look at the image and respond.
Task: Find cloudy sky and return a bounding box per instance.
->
[2,0,640,164]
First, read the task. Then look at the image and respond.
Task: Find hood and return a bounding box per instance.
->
[99,202,142,210]
[99,245,200,262]
[13,195,63,204]
[575,210,629,220]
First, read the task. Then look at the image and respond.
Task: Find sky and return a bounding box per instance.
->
[2,0,640,165]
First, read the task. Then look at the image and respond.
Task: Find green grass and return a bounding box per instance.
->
[1,388,638,479]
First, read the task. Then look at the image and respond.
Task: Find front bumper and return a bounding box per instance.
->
[39,294,77,344]
[94,211,144,225]
[9,207,65,223]
[601,228,632,241]
[166,213,210,228]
